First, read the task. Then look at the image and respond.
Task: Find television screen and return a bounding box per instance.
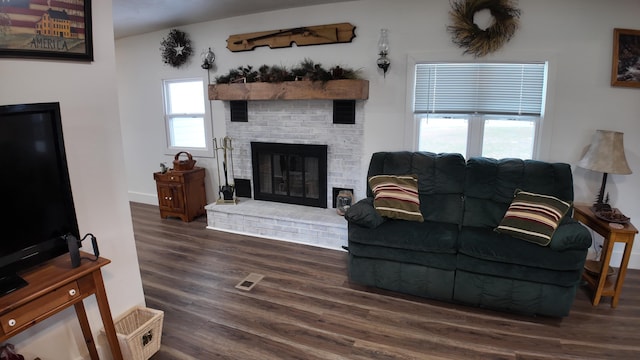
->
[0,102,78,295]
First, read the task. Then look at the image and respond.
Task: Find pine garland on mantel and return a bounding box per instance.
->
[215,58,362,84]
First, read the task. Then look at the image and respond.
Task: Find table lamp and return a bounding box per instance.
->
[577,130,632,211]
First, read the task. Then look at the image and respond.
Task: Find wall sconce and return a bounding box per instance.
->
[201,47,215,70]
[577,129,632,211]
[377,28,390,77]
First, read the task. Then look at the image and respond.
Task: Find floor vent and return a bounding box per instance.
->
[235,273,264,291]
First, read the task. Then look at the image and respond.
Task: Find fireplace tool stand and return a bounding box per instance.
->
[214,136,236,204]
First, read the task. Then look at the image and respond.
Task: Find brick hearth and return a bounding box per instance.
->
[206,199,347,251]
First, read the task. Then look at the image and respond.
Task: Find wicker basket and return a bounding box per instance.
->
[112,306,164,360]
[172,151,196,171]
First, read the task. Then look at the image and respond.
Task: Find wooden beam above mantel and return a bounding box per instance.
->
[208,79,369,101]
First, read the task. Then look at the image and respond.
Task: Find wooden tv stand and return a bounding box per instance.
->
[0,252,122,359]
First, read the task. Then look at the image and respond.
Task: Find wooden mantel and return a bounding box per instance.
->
[208,79,369,101]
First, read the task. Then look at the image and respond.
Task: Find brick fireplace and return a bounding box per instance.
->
[205,100,365,250]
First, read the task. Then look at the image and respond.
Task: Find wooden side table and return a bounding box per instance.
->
[573,204,638,307]
[0,252,122,359]
[153,167,206,222]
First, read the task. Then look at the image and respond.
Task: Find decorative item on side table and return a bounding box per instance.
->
[214,136,236,204]
[336,190,355,216]
[377,28,390,77]
[611,28,640,88]
[576,129,632,219]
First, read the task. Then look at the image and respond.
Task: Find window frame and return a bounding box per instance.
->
[162,77,214,158]
[405,53,555,161]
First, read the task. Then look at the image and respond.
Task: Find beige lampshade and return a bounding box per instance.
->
[577,130,632,175]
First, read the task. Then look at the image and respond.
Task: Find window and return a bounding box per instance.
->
[413,62,547,159]
[163,78,213,157]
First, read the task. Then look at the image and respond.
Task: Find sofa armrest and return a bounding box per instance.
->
[344,197,386,229]
[548,219,592,251]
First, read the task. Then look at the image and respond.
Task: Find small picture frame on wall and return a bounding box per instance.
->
[611,28,640,88]
[0,0,93,61]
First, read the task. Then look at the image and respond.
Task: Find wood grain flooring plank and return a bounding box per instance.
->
[130,202,640,360]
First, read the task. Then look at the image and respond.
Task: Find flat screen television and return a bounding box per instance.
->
[0,102,79,296]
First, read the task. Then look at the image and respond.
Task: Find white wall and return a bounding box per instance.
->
[0,1,145,359]
[117,0,640,268]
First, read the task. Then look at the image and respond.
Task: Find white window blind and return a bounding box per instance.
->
[414,63,546,116]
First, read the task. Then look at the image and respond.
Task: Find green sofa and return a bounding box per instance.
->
[346,151,591,317]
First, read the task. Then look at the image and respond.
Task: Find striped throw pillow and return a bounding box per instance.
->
[369,174,424,222]
[495,189,571,246]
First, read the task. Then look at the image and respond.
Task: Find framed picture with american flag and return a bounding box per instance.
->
[0,0,93,61]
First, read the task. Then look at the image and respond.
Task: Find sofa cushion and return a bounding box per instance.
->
[456,253,584,287]
[348,219,459,271]
[463,157,575,229]
[495,189,571,246]
[366,152,466,225]
[348,241,458,270]
[458,226,588,272]
[369,174,423,222]
[348,220,459,254]
[344,198,386,229]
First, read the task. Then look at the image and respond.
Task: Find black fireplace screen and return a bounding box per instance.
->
[251,142,327,208]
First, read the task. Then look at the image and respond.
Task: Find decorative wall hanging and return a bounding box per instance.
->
[376,29,390,77]
[447,0,520,58]
[226,23,356,52]
[611,28,640,88]
[160,29,193,68]
[0,0,93,61]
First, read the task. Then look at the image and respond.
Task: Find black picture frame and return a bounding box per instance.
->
[611,28,640,88]
[0,0,93,62]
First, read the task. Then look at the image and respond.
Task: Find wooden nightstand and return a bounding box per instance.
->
[153,167,206,222]
[573,204,637,307]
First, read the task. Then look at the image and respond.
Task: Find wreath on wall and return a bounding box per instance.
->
[447,0,521,57]
[160,29,193,68]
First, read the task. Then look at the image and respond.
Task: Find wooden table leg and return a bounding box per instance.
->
[93,270,123,360]
[612,237,633,308]
[592,237,614,306]
[74,301,99,360]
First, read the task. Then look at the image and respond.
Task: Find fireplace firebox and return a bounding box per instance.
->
[251,142,327,208]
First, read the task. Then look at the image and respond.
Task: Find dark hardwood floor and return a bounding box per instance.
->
[131,202,640,359]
